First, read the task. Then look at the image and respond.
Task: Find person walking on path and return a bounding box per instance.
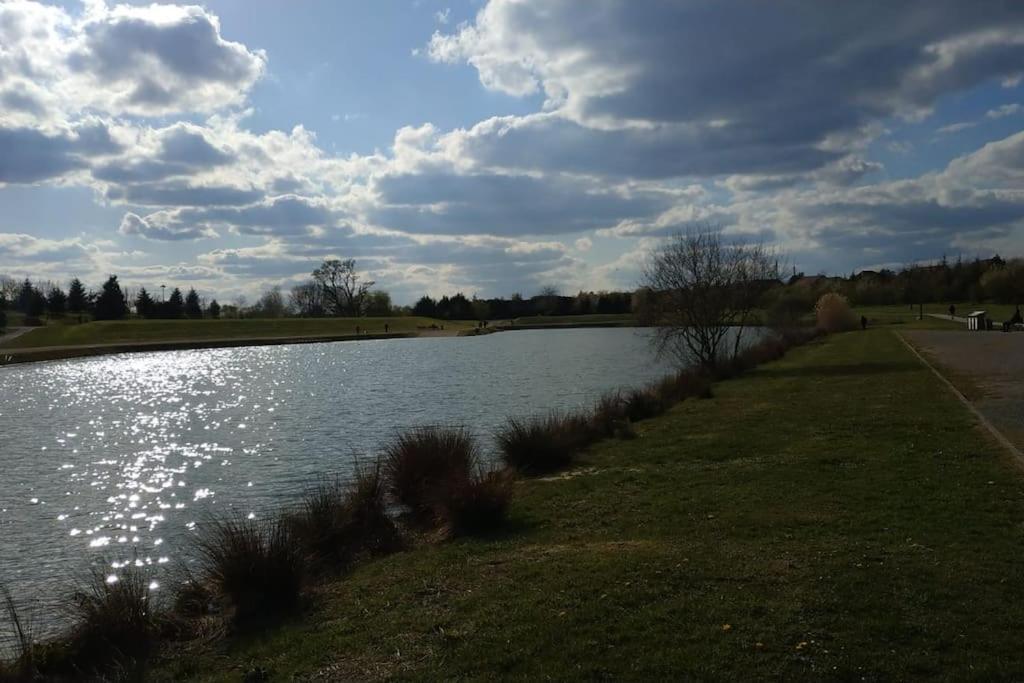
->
[949,304,956,319]
[861,315,868,330]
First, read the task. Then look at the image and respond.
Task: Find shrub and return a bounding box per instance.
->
[623,387,668,422]
[434,468,513,537]
[496,412,590,475]
[590,392,628,438]
[66,565,162,671]
[815,292,857,332]
[289,462,400,570]
[384,427,476,517]
[193,514,304,623]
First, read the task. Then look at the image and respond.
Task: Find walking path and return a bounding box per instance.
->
[0,326,33,345]
[926,313,968,325]
[902,329,1024,458]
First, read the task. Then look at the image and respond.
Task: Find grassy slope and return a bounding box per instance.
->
[159,330,1024,680]
[510,313,637,326]
[0,317,468,349]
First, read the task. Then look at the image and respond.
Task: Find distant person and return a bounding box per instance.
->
[861,315,867,331]
[384,323,389,334]
[949,304,956,319]
[355,324,360,335]
[1004,305,1022,332]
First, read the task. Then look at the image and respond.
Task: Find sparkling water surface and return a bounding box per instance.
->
[0,328,672,628]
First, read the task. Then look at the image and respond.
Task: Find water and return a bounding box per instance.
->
[0,328,673,626]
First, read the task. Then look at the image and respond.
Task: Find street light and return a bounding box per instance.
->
[160,284,166,302]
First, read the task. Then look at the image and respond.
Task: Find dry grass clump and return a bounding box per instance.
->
[288,462,401,570]
[193,514,304,624]
[384,426,477,518]
[815,292,857,332]
[496,412,591,475]
[434,468,514,537]
[0,587,35,682]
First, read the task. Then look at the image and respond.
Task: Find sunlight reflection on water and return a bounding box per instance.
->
[0,329,674,631]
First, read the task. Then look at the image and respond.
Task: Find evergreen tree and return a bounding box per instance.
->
[208,299,221,319]
[17,278,33,313]
[0,292,8,311]
[167,288,185,318]
[185,288,203,318]
[94,275,128,320]
[0,308,6,332]
[68,278,87,314]
[412,295,437,317]
[26,287,46,319]
[47,286,67,316]
[135,288,155,317]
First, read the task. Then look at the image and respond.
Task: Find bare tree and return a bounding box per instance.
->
[639,226,779,370]
[311,259,375,316]
[289,280,325,317]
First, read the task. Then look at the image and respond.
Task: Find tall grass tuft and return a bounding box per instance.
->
[434,468,513,537]
[623,387,668,422]
[496,412,590,475]
[0,587,34,682]
[384,426,477,517]
[289,461,401,570]
[66,564,162,672]
[193,514,304,624]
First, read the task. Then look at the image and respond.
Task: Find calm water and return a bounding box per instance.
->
[0,328,672,624]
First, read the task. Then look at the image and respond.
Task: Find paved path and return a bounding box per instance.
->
[903,329,1024,455]
[0,326,33,345]
[926,313,968,325]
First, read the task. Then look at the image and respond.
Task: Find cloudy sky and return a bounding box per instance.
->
[2,0,1024,304]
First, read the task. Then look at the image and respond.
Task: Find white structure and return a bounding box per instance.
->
[967,311,987,331]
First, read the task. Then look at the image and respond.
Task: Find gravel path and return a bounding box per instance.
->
[903,330,1024,452]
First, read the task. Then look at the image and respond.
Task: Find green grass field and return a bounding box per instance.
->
[156,329,1024,680]
[510,313,637,326]
[854,302,1018,327]
[0,317,470,349]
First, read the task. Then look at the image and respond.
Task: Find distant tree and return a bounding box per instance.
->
[68,278,87,314]
[208,299,221,319]
[16,278,33,313]
[312,258,374,316]
[93,275,129,320]
[0,291,8,311]
[0,308,6,332]
[412,296,437,317]
[166,288,185,318]
[47,286,67,316]
[289,281,325,317]
[135,288,155,317]
[185,288,203,318]
[639,226,778,370]
[364,290,392,316]
[255,286,286,317]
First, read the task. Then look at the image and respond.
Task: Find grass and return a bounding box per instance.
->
[287,463,401,571]
[153,329,1024,679]
[853,302,1019,328]
[384,426,479,520]
[0,316,469,350]
[509,313,637,327]
[495,412,593,475]
[433,468,514,538]
[193,514,305,625]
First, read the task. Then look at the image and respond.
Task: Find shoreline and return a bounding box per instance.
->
[0,322,627,366]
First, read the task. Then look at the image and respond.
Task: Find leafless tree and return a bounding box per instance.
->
[289,280,325,317]
[639,225,779,369]
[312,259,375,316]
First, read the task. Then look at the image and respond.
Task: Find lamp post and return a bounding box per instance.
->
[160,284,166,302]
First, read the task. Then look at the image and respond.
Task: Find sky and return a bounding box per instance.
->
[1,0,1024,305]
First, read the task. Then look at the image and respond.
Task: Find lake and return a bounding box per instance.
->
[0,327,674,624]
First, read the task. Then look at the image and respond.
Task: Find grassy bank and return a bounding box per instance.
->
[854,302,1018,327]
[144,329,1024,680]
[508,313,637,327]
[0,317,468,350]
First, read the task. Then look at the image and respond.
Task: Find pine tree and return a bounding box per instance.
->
[208,299,221,319]
[94,275,128,320]
[17,278,33,313]
[68,278,87,314]
[47,286,67,316]
[185,288,203,318]
[167,288,185,318]
[135,288,155,317]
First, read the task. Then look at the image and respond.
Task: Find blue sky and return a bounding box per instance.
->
[1,1,1023,304]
